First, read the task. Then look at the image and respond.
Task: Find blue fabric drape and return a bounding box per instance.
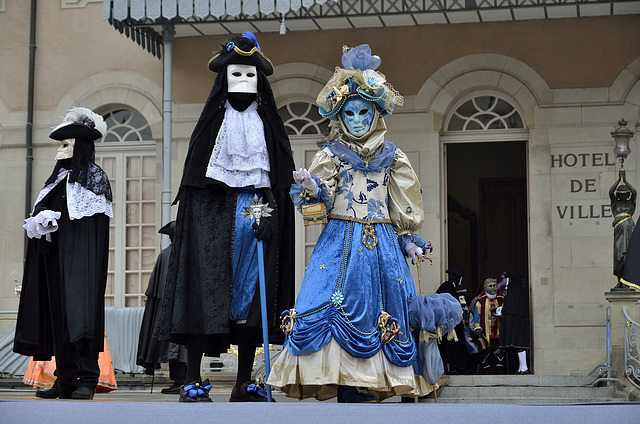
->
[285,219,418,369]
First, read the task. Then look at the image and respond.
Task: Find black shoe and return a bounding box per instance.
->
[70,386,95,400]
[35,381,72,399]
[35,385,60,399]
[161,385,182,395]
[229,381,268,402]
[336,386,378,403]
[179,379,213,402]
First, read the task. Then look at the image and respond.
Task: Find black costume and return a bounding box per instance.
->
[14,108,111,399]
[436,268,470,374]
[155,33,295,401]
[498,272,530,351]
[137,222,187,391]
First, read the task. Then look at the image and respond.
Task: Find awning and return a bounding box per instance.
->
[103,0,640,58]
[102,0,340,57]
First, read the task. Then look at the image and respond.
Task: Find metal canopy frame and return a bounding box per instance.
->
[104,0,640,58]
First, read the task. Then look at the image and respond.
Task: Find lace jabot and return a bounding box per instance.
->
[34,168,114,221]
[205,101,271,188]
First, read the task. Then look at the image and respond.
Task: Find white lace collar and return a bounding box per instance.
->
[205,101,271,188]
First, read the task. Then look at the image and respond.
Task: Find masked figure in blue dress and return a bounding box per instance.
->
[268,45,432,402]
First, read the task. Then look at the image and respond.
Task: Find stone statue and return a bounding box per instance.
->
[609,168,636,288]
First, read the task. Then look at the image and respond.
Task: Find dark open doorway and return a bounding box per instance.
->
[445,141,528,299]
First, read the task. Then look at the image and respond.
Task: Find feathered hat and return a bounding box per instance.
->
[49,107,107,142]
[208,31,274,76]
[317,44,403,121]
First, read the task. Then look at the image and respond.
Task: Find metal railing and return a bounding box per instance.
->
[0,311,18,339]
[623,306,640,390]
[590,307,626,389]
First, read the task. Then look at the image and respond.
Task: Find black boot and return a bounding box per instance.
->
[229,381,268,402]
[70,386,95,400]
[35,382,61,399]
[35,381,73,399]
[179,379,213,403]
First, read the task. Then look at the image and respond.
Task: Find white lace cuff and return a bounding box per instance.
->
[24,210,62,241]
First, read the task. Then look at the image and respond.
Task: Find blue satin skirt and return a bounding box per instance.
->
[286,219,418,369]
[229,189,267,321]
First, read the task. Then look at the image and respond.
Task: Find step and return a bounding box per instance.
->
[419,396,620,404]
[435,385,615,400]
[420,374,622,404]
[447,374,600,387]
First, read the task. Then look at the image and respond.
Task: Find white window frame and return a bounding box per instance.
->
[96,141,159,307]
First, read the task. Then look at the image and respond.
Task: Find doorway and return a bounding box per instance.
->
[445,141,528,299]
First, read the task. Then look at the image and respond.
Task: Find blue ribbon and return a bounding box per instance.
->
[247,383,267,397]
[183,382,212,399]
[326,141,396,173]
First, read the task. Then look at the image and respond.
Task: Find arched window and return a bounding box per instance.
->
[96,108,158,307]
[446,95,524,132]
[102,109,153,142]
[279,101,328,137]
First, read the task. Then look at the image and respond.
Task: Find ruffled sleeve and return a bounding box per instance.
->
[289,147,336,212]
[388,148,425,252]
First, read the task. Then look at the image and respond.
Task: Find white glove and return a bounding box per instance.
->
[293,168,318,197]
[406,243,424,265]
[24,210,62,241]
[495,306,503,317]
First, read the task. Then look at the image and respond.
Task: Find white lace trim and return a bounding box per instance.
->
[205,101,271,188]
[32,168,113,221]
[34,169,68,208]
[66,182,113,220]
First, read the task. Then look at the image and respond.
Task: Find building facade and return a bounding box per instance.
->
[1,0,640,377]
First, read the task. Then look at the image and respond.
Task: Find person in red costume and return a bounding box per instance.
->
[472,278,505,374]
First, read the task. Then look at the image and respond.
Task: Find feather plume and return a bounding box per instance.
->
[241,31,261,52]
[62,107,107,136]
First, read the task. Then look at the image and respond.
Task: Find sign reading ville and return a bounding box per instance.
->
[551,151,616,220]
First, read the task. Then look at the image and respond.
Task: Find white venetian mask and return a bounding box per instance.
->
[227,64,258,94]
[55,139,75,160]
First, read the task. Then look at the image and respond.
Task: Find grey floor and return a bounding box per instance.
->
[1,389,639,424]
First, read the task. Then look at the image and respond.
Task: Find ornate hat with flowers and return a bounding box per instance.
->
[208,31,274,76]
[317,45,403,121]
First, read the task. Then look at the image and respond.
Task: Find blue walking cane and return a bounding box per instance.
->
[240,194,274,402]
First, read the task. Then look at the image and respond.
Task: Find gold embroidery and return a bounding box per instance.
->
[362,224,378,250]
[329,214,391,225]
[302,202,328,226]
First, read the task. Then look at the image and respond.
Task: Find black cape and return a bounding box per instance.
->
[498,272,531,350]
[14,171,110,359]
[436,279,470,374]
[137,247,187,373]
[155,70,296,355]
